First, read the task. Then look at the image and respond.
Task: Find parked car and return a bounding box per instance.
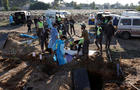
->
[121,11,140,17]
[116,16,140,39]
[12,11,31,25]
[44,10,71,23]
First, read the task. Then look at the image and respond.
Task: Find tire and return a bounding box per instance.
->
[122,32,130,39]
[115,33,121,38]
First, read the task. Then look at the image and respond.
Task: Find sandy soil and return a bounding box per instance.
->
[0,18,140,90]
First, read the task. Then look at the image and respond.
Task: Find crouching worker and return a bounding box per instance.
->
[81,23,90,59]
[56,36,67,65]
[95,23,103,54]
[69,38,84,55]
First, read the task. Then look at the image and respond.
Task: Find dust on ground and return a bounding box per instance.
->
[0,15,140,90]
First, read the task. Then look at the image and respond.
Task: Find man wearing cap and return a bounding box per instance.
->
[26,17,33,33]
[37,17,44,39]
[69,16,76,35]
[37,17,46,52]
[95,23,103,54]
[81,23,89,59]
[104,21,115,50]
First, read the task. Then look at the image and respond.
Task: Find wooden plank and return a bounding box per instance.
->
[73,68,91,90]
[0,33,8,49]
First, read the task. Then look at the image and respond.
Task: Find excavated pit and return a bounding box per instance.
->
[88,71,103,90]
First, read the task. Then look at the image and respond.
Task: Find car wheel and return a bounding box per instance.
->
[122,32,130,39]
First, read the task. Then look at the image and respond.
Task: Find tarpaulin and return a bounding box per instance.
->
[20,34,38,39]
[48,27,59,49]
[56,40,67,65]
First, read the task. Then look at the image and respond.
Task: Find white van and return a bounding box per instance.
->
[121,11,140,17]
[44,10,71,23]
[116,16,140,39]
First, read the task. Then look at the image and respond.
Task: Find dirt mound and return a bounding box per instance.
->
[22,70,72,90]
[0,32,39,57]
[69,14,88,23]
[1,38,36,57]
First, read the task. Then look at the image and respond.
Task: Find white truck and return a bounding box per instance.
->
[44,10,71,23]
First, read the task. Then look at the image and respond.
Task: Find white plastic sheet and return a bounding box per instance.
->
[65,50,96,56]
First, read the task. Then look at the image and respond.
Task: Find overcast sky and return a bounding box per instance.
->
[38,0,139,5]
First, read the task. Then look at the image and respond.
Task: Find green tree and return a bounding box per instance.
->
[90,1,95,9]
[0,0,2,6]
[136,5,140,11]
[129,3,136,9]
[103,3,110,9]
[124,4,129,9]
[2,0,9,10]
[54,0,59,7]
[69,1,77,7]
[29,1,51,10]
[74,5,81,9]
[9,0,29,8]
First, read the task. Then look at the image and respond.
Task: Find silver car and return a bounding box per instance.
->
[116,16,140,39]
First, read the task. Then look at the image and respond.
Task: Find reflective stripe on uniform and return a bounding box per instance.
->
[97,26,102,35]
[38,22,44,28]
[59,30,62,36]
[58,18,61,22]
[70,41,73,45]
[78,38,84,45]
[105,20,108,23]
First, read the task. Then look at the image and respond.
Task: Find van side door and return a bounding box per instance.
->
[131,19,140,36]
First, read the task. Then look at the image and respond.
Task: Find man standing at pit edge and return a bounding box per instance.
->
[81,23,89,59]
[95,23,103,55]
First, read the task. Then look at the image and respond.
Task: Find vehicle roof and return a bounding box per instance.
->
[15,11,28,13]
[122,11,139,13]
[110,14,120,17]
[120,16,140,19]
[45,10,71,15]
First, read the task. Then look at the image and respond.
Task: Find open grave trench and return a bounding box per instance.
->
[0,52,126,90]
[0,55,120,90]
